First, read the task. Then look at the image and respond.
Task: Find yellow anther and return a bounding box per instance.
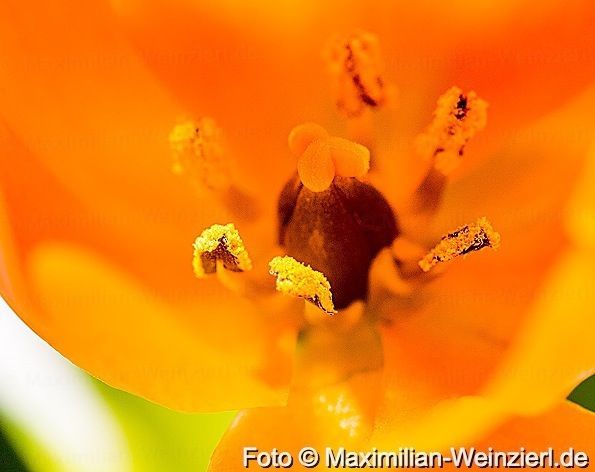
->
[290,123,371,193]
[326,31,388,118]
[169,117,231,191]
[419,217,500,272]
[192,223,252,278]
[269,256,336,315]
[416,87,488,175]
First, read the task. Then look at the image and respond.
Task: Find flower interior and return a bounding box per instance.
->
[169,31,500,339]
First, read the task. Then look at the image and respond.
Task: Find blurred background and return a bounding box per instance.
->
[1,294,593,472]
[0,297,235,472]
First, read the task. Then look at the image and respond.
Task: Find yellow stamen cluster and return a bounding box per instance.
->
[326,31,387,118]
[419,217,500,272]
[416,87,488,175]
[269,256,336,315]
[169,117,231,191]
[288,123,370,192]
[193,223,252,278]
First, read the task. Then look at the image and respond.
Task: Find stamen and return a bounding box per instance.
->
[289,123,370,193]
[416,86,488,175]
[391,236,429,279]
[419,217,500,272]
[170,118,231,190]
[404,87,488,227]
[170,118,260,221]
[326,31,388,118]
[269,256,336,315]
[192,223,252,278]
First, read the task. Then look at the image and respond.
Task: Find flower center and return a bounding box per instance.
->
[183,31,501,319]
[278,173,398,309]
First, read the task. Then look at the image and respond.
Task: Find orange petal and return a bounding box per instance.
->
[378,91,594,396]
[443,1,595,163]
[212,391,504,467]
[433,85,595,238]
[210,314,387,469]
[372,396,506,452]
[110,0,337,198]
[379,219,561,401]
[485,248,595,415]
[0,0,232,300]
[375,235,594,450]
[209,369,383,471]
[26,243,295,411]
[0,1,293,410]
[0,0,186,218]
[0,187,21,305]
[212,394,593,467]
[567,142,595,250]
[474,401,594,456]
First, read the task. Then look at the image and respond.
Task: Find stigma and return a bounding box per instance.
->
[288,123,370,192]
[183,41,501,320]
[279,124,398,309]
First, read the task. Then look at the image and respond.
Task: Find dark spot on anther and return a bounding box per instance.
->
[459,229,493,255]
[437,225,493,261]
[200,237,242,274]
[278,175,398,309]
[455,94,468,120]
[354,74,378,107]
[342,42,383,114]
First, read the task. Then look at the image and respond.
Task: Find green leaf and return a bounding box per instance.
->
[0,419,29,472]
[568,375,595,412]
[94,380,235,472]
[0,415,61,472]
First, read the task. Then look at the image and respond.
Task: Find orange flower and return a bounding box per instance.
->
[0,0,594,467]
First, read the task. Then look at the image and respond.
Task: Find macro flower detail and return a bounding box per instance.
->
[170,117,260,222]
[288,123,371,192]
[190,95,497,316]
[419,217,501,272]
[326,31,389,118]
[0,1,593,469]
[416,87,488,175]
[409,87,488,222]
[169,117,230,191]
[269,256,336,315]
[192,223,252,278]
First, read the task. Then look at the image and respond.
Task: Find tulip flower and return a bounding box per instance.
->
[0,0,593,469]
